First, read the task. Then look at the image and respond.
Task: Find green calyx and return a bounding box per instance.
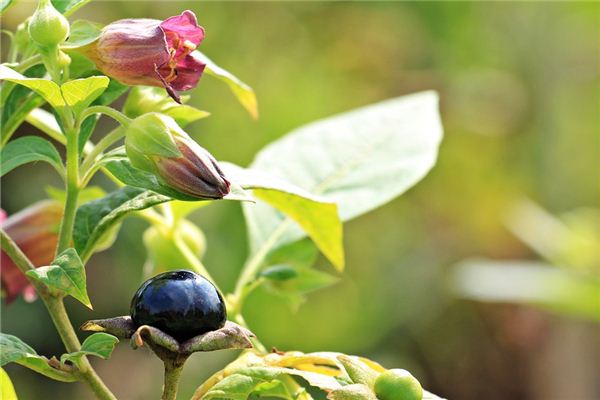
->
[124,113,184,172]
[28,0,70,48]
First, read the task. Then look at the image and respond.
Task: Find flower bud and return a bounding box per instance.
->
[125,113,230,199]
[1,201,63,303]
[28,0,70,47]
[79,10,205,103]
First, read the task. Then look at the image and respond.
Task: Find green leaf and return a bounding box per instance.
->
[328,384,377,400]
[0,0,15,15]
[0,334,77,382]
[0,136,63,177]
[60,76,109,116]
[25,108,63,141]
[73,186,170,259]
[337,355,378,387]
[260,265,299,281]
[51,0,91,16]
[195,51,258,119]
[105,159,253,202]
[244,91,442,265]
[123,86,209,127]
[26,248,92,308]
[0,65,65,109]
[60,333,118,369]
[222,162,344,270]
[0,368,18,400]
[263,266,339,312]
[63,19,102,48]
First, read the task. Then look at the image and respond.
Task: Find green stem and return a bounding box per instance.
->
[80,127,125,174]
[14,54,43,73]
[56,124,80,255]
[79,106,131,127]
[0,230,116,400]
[162,363,185,400]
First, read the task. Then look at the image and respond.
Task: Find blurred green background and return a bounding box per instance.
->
[1,2,599,399]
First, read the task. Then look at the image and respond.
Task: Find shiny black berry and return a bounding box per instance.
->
[130,270,226,342]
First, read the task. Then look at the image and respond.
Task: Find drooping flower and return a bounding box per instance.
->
[0,201,62,303]
[80,10,206,103]
[125,112,230,199]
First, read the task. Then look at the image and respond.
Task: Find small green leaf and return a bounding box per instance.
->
[60,333,118,369]
[195,51,258,119]
[0,65,65,109]
[260,265,299,281]
[0,136,63,177]
[63,19,102,48]
[51,0,92,16]
[60,76,109,116]
[26,248,92,308]
[73,187,170,259]
[0,334,77,382]
[164,105,210,127]
[0,368,18,400]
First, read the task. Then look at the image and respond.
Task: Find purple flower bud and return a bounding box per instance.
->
[81,10,206,103]
[153,134,230,199]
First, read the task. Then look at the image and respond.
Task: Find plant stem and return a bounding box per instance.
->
[80,127,125,174]
[79,105,131,127]
[56,123,80,255]
[0,230,117,400]
[162,363,185,400]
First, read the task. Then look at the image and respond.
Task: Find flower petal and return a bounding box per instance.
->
[160,10,205,46]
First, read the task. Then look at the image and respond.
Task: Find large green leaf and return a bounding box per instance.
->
[222,163,343,270]
[60,333,118,369]
[0,136,63,177]
[60,76,109,116]
[26,248,91,308]
[195,51,258,119]
[0,65,65,110]
[244,91,442,261]
[73,187,170,260]
[105,159,252,202]
[0,334,77,383]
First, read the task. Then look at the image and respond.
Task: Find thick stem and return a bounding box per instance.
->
[162,363,185,400]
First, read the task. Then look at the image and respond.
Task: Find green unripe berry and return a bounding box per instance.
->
[28,0,70,47]
[374,369,423,400]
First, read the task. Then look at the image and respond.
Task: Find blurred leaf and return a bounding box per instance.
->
[73,186,170,259]
[195,51,258,119]
[46,185,106,205]
[63,19,102,48]
[51,0,91,16]
[222,162,343,270]
[105,159,253,202]
[264,266,339,312]
[0,136,63,177]
[26,248,91,308]
[244,92,442,266]
[0,0,15,14]
[0,65,65,109]
[60,76,109,116]
[0,334,77,382]
[0,368,18,400]
[123,86,209,127]
[328,384,376,400]
[260,265,299,281]
[452,259,600,321]
[25,108,63,141]
[337,355,378,387]
[60,333,118,369]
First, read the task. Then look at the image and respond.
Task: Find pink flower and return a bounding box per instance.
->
[1,202,62,303]
[81,10,206,103]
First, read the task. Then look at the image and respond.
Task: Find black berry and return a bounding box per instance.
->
[130,270,226,341]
